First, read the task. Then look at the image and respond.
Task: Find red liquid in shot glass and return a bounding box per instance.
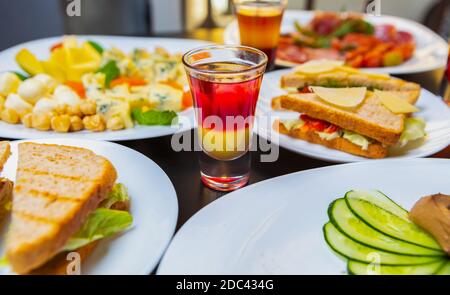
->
[187,61,263,161]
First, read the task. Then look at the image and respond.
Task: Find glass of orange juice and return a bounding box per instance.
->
[234,0,287,70]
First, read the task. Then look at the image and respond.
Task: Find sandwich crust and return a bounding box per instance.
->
[30,199,129,275]
[0,141,11,171]
[280,71,421,103]
[6,143,117,274]
[275,120,388,159]
[278,92,404,146]
[0,178,13,224]
[0,142,12,223]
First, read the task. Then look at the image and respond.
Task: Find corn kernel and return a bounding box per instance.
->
[51,115,71,133]
[19,110,31,122]
[22,113,33,128]
[67,104,82,117]
[32,113,51,131]
[70,116,84,132]
[1,108,20,124]
[54,104,68,115]
[107,116,125,131]
[83,114,106,132]
[80,101,97,116]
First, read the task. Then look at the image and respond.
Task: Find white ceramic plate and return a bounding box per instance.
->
[0,36,211,141]
[0,138,178,275]
[255,68,450,163]
[224,10,448,74]
[158,158,450,275]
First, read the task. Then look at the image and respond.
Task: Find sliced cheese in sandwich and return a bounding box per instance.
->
[310,86,367,108]
[375,90,419,114]
[5,142,117,274]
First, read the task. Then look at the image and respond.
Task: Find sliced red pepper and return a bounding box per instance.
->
[182,91,193,109]
[64,81,86,98]
[300,114,340,133]
[50,42,63,52]
[299,86,312,93]
[324,124,341,134]
[159,80,184,91]
[110,77,148,88]
[300,114,328,132]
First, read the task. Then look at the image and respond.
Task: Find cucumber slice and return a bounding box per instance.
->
[323,223,440,265]
[348,260,446,275]
[435,261,450,275]
[347,190,408,220]
[329,199,444,256]
[345,191,441,250]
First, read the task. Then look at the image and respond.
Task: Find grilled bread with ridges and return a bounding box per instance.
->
[6,142,117,274]
[280,71,421,102]
[0,142,10,171]
[278,92,404,146]
[275,120,388,159]
[0,142,12,223]
[30,199,129,275]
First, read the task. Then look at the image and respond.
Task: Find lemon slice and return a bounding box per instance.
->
[294,60,345,74]
[310,86,367,108]
[375,90,419,114]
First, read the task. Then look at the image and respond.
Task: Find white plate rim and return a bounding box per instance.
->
[0,138,179,275]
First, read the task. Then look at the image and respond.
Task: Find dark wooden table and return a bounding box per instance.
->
[120,67,450,230]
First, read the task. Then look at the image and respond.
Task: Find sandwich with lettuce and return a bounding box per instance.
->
[273,61,426,158]
[1,142,132,274]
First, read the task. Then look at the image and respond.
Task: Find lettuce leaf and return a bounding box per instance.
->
[87,40,104,54]
[317,131,341,141]
[100,183,130,209]
[96,60,120,88]
[132,108,177,126]
[63,208,132,251]
[63,183,132,251]
[399,118,426,146]
[343,130,370,150]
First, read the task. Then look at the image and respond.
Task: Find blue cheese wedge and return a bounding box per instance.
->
[96,98,134,129]
[149,83,183,112]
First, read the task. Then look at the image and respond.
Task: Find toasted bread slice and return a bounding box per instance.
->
[30,200,129,275]
[278,92,404,146]
[272,90,419,111]
[275,120,388,159]
[6,142,117,274]
[0,141,10,171]
[0,178,13,224]
[0,142,12,224]
[281,71,421,100]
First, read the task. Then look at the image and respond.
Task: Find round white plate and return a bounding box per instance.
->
[255,68,450,163]
[224,10,448,74]
[158,158,450,275]
[0,138,178,275]
[0,35,211,141]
